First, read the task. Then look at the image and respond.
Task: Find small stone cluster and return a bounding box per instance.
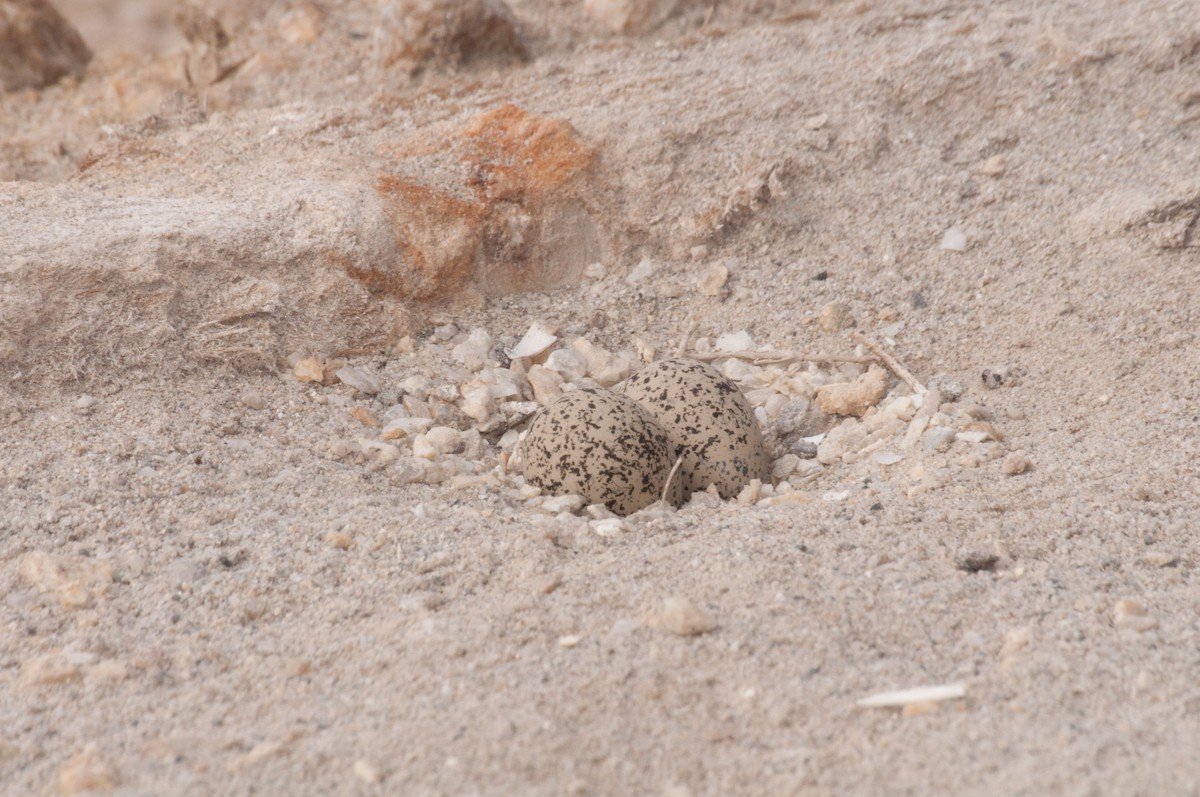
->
[289,322,1027,524]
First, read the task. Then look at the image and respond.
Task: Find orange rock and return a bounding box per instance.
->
[374,105,605,301]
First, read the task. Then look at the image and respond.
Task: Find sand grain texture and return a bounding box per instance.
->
[2,0,1199,794]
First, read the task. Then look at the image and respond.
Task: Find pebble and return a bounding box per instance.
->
[458,381,493,422]
[736,479,763,504]
[293,355,324,383]
[1001,451,1031,475]
[348,406,380,427]
[402,395,433,418]
[381,416,433,440]
[771,455,800,481]
[479,367,522,399]
[817,301,854,332]
[20,654,82,688]
[86,660,128,683]
[525,365,563,406]
[353,759,382,785]
[698,263,729,297]
[1113,600,1158,632]
[924,427,956,452]
[962,420,1004,441]
[586,0,676,34]
[584,262,606,279]
[544,349,587,381]
[1139,551,1179,568]
[624,257,657,284]
[817,418,866,465]
[57,746,119,795]
[336,366,381,395]
[327,438,360,460]
[433,323,459,341]
[659,596,716,637]
[814,365,888,417]
[715,330,755,352]
[940,227,968,252]
[540,494,585,514]
[569,340,633,387]
[74,394,98,410]
[19,552,112,610]
[400,374,433,399]
[805,113,828,130]
[325,532,352,550]
[999,626,1031,661]
[279,4,321,43]
[980,155,1006,176]
[241,392,267,410]
[450,329,496,371]
[590,518,625,537]
[361,440,400,464]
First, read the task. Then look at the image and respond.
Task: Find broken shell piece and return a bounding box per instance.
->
[505,322,557,360]
[856,683,966,709]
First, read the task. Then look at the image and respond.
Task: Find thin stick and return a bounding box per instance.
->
[661,456,684,505]
[686,350,875,366]
[675,320,698,358]
[851,331,926,394]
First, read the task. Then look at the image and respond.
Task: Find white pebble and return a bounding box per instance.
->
[527,365,565,405]
[715,330,756,352]
[590,518,625,537]
[624,257,657,284]
[771,455,800,481]
[381,416,433,440]
[336,366,381,395]
[458,381,492,422]
[940,227,968,252]
[924,427,957,452]
[541,494,585,514]
[544,349,587,381]
[660,596,716,637]
[353,759,382,785]
[1114,600,1158,632]
[401,375,432,399]
[450,328,495,371]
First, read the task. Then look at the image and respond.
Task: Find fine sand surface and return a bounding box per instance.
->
[2,1,1199,794]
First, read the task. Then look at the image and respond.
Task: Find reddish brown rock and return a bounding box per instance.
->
[376,104,605,300]
[0,0,91,92]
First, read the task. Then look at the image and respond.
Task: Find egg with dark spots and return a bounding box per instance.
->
[620,357,768,499]
[521,389,684,516]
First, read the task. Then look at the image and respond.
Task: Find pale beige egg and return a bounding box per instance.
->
[521,389,684,516]
[620,357,768,499]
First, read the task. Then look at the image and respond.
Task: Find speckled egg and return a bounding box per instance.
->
[620,357,768,499]
[521,389,684,516]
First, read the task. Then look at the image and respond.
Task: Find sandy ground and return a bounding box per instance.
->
[2,0,1200,795]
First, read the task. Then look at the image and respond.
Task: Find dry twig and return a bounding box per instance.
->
[675,320,698,358]
[686,349,875,366]
[661,456,684,505]
[850,331,926,394]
